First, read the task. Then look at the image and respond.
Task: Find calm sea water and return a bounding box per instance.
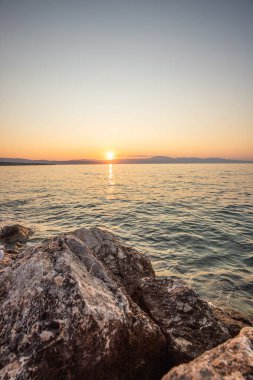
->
[0,164,253,317]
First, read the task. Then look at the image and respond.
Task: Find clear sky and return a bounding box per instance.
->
[1,0,253,160]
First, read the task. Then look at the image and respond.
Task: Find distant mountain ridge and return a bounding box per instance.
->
[1,156,253,165]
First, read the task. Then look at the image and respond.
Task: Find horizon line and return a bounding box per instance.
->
[1,154,253,161]
[1,155,253,164]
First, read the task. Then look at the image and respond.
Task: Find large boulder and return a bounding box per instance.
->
[0,226,251,379]
[135,277,231,365]
[0,231,166,380]
[0,224,32,244]
[162,326,253,380]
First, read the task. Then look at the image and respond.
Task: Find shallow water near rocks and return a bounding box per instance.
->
[0,164,253,318]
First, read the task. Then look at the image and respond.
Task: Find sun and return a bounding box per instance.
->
[106,151,115,161]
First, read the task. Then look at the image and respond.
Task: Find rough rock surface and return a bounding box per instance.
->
[211,305,253,337]
[136,277,232,365]
[0,231,166,380]
[72,227,155,299]
[71,228,252,341]
[0,226,251,379]
[0,249,20,275]
[162,327,253,380]
[0,224,31,244]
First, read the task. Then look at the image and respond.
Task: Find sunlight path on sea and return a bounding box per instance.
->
[0,164,253,317]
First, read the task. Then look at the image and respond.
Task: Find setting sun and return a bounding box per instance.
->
[106,151,115,161]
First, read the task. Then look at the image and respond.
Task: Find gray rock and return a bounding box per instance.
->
[72,227,155,300]
[162,326,253,380]
[135,277,231,365]
[0,230,166,380]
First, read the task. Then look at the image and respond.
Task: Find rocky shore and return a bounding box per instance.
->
[0,225,252,379]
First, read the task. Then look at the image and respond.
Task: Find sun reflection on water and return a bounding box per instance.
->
[108,163,113,180]
[107,163,114,199]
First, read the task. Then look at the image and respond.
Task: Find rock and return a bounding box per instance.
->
[0,249,20,274]
[0,224,32,244]
[136,277,231,365]
[162,326,253,380]
[5,249,19,255]
[0,230,166,380]
[210,305,252,337]
[0,226,251,379]
[72,227,155,299]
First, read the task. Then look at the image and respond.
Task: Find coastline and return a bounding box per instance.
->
[0,224,252,379]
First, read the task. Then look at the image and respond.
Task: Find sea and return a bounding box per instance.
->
[0,164,252,318]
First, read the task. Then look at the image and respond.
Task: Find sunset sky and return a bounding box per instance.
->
[1,0,253,160]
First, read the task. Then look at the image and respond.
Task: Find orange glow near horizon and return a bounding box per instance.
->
[1,1,253,162]
[1,141,253,161]
[1,106,253,161]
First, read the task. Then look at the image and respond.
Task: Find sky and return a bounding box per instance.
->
[1,0,253,160]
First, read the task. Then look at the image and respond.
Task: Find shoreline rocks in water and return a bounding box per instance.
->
[0,224,32,245]
[0,225,252,379]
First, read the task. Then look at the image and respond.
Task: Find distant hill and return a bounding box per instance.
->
[0,158,96,165]
[0,156,252,165]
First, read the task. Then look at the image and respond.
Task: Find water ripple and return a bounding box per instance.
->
[0,163,253,317]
